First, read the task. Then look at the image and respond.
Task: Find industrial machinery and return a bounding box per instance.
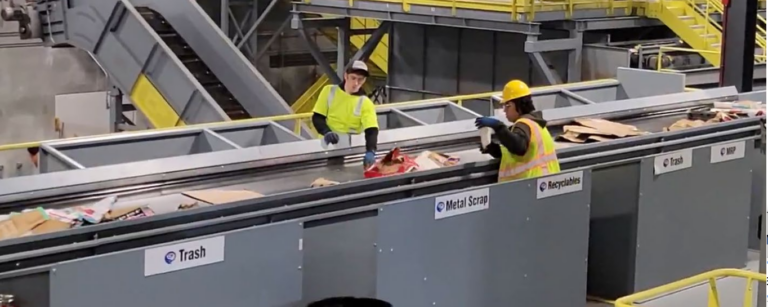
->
[0,69,763,306]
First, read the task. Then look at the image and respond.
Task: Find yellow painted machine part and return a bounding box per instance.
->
[129,74,185,128]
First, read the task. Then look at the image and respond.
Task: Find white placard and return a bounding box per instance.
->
[653,149,693,175]
[434,188,490,220]
[536,171,584,199]
[710,141,746,164]
[144,236,225,277]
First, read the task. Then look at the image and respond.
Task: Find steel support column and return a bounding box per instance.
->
[227,7,255,58]
[567,30,583,82]
[220,0,229,36]
[237,0,280,50]
[337,18,350,78]
[297,17,343,84]
[108,85,123,133]
[345,21,389,71]
[720,0,758,92]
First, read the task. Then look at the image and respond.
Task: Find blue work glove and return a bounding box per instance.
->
[363,151,376,167]
[474,117,503,129]
[323,132,339,145]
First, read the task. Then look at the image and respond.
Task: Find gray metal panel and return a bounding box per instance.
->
[38,150,77,173]
[424,26,459,97]
[748,149,765,250]
[302,216,378,304]
[211,122,304,148]
[616,68,686,99]
[49,222,303,307]
[586,163,641,299]
[56,0,228,125]
[0,271,49,307]
[54,129,237,168]
[738,90,767,103]
[132,0,294,119]
[570,85,619,103]
[633,143,754,292]
[581,45,630,81]
[493,31,531,89]
[375,172,592,306]
[389,23,425,102]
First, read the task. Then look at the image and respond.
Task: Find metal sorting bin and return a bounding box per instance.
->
[0,169,593,307]
[584,138,758,299]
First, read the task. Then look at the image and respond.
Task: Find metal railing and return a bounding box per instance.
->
[614,268,766,307]
[656,46,767,72]
[0,79,616,152]
[703,0,767,62]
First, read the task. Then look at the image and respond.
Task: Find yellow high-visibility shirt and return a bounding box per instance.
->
[313,85,378,135]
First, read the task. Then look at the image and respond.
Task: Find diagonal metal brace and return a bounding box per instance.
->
[528,52,562,85]
[297,17,343,84]
[344,21,390,71]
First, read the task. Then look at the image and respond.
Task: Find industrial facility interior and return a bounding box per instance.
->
[0,0,765,306]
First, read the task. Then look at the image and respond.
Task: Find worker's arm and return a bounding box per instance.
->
[482,143,503,159]
[360,98,380,153]
[493,124,530,156]
[312,86,333,136]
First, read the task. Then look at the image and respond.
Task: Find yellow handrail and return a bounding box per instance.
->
[615,268,766,307]
[0,79,617,152]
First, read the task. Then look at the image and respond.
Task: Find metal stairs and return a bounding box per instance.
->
[648,0,766,67]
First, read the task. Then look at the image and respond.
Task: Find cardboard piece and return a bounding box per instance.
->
[414,151,461,171]
[311,178,340,188]
[0,208,49,240]
[563,125,614,136]
[574,118,646,137]
[364,147,419,178]
[183,190,264,205]
[31,219,72,235]
[558,131,587,143]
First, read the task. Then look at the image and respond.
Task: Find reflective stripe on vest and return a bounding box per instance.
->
[498,118,558,181]
[326,85,365,117]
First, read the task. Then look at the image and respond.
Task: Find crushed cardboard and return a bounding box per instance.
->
[311,178,340,188]
[0,208,49,241]
[558,118,645,143]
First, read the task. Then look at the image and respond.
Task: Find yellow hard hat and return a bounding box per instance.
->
[501,80,531,102]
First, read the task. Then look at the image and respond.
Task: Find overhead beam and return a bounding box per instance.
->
[524,37,580,52]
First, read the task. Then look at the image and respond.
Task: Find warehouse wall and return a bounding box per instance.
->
[388,23,570,102]
[0,22,107,178]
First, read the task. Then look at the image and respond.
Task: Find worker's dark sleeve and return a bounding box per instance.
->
[312,112,331,135]
[483,143,502,159]
[493,124,530,156]
[364,127,378,152]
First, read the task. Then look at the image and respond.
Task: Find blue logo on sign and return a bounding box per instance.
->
[663,158,669,167]
[720,148,726,156]
[539,182,547,192]
[164,251,177,264]
[436,202,445,212]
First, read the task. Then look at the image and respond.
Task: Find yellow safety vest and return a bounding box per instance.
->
[317,85,369,135]
[498,118,560,182]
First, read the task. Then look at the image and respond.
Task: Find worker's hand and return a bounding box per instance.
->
[363,151,376,168]
[474,117,503,130]
[323,132,340,145]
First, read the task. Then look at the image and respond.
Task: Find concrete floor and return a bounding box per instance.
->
[586,250,763,307]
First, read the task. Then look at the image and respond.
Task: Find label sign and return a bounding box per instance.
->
[710,141,746,164]
[536,171,584,199]
[434,188,490,220]
[653,149,693,175]
[144,236,225,277]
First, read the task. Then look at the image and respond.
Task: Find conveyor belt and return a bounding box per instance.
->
[0,110,760,274]
[136,7,250,120]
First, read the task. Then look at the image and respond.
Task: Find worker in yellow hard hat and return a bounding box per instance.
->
[312,60,380,168]
[474,80,560,182]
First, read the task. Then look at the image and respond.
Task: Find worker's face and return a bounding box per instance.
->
[344,72,367,94]
[503,101,520,122]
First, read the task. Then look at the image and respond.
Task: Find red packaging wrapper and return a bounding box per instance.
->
[364,147,419,178]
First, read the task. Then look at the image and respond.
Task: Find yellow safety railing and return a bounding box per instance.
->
[0,79,617,152]
[703,0,767,62]
[656,46,766,72]
[615,268,766,307]
[332,0,630,21]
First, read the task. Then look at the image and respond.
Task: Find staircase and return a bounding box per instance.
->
[292,17,389,114]
[647,0,766,67]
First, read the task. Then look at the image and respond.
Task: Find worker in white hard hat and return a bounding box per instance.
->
[474,80,560,182]
[312,60,380,168]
